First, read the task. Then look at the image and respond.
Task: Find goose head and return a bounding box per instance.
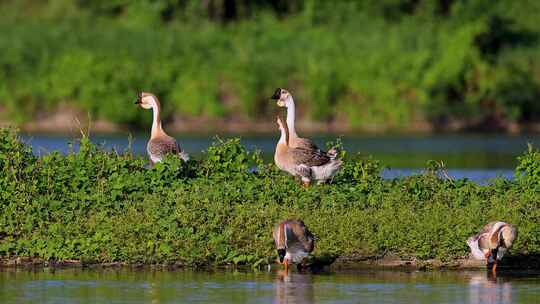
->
[277,248,286,263]
[135,92,159,110]
[271,88,292,108]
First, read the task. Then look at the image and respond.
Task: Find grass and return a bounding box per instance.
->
[0,127,539,267]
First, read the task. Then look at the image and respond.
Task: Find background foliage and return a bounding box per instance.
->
[0,0,539,131]
[0,128,539,265]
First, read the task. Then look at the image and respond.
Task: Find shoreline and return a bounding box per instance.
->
[2,254,539,272]
[2,110,540,135]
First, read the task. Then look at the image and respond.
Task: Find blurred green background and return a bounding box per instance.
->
[0,0,539,132]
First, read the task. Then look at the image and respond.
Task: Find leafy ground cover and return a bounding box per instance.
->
[0,128,538,267]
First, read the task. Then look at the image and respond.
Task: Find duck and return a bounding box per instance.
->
[467,221,517,274]
[135,92,189,166]
[272,219,315,272]
[274,116,342,186]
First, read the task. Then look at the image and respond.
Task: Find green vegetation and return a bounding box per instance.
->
[0,0,539,131]
[0,127,539,266]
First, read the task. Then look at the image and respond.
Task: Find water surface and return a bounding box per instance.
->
[21,132,540,182]
[1,269,539,304]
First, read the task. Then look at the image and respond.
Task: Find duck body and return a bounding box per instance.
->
[274,116,342,185]
[272,219,315,270]
[467,221,517,273]
[135,92,189,166]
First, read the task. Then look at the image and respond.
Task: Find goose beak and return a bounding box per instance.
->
[277,249,286,263]
[134,92,143,105]
[270,88,281,100]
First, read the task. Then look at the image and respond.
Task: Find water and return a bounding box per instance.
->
[20,132,540,182]
[1,269,539,304]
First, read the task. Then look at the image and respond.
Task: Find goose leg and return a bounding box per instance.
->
[284,259,289,272]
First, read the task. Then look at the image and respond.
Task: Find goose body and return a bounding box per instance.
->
[467,221,517,273]
[273,219,315,271]
[135,92,189,165]
[274,116,342,185]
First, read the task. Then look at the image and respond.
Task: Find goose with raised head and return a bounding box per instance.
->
[274,116,342,186]
[271,88,340,160]
[135,92,189,166]
[467,221,517,274]
[273,219,315,272]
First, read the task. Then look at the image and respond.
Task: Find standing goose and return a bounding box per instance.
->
[467,221,517,274]
[135,92,189,166]
[270,88,339,160]
[274,116,342,186]
[273,219,315,272]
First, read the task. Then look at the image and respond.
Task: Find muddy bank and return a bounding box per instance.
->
[2,254,540,272]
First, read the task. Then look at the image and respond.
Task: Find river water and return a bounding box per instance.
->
[1,269,539,304]
[21,132,540,182]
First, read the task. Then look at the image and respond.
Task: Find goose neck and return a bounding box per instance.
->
[151,103,163,138]
[286,96,298,138]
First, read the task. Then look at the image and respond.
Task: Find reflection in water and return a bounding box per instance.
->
[274,271,314,304]
[469,273,513,304]
[1,269,539,304]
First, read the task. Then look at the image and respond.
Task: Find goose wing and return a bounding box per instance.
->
[297,137,320,151]
[289,220,315,253]
[291,146,330,167]
[148,136,181,156]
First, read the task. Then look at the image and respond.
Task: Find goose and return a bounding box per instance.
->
[273,219,315,272]
[135,92,189,166]
[270,88,339,159]
[467,221,517,274]
[274,116,342,186]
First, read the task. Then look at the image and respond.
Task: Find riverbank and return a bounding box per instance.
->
[1,128,539,268]
[3,253,540,272]
[3,109,540,135]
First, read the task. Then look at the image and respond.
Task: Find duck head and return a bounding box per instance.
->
[271,88,292,107]
[135,92,158,110]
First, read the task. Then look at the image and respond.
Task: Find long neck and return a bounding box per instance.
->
[286,96,299,139]
[278,122,289,146]
[277,223,288,249]
[150,99,163,138]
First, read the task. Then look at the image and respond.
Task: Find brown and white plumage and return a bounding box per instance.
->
[135,92,189,165]
[274,116,342,185]
[467,221,517,273]
[273,219,315,271]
